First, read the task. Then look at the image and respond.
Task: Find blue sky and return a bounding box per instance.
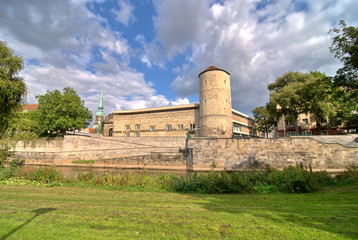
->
[1,0,357,119]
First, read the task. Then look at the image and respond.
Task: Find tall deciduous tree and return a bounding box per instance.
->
[252,106,276,138]
[330,20,358,91]
[267,71,335,134]
[329,20,358,131]
[36,87,93,135]
[0,41,26,138]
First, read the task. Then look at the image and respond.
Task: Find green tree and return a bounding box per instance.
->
[267,71,335,134]
[329,20,358,90]
[35,87,93,135]
[0,41,26,166]
[252,106,276,138]
[329,20,358,131]
[0,41,26,138]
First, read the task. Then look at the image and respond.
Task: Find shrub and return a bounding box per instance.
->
[77,171,95,182]
[19,167,64,185]
[335,165,358,183]
[0,159,21,180]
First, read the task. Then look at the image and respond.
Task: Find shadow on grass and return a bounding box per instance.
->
[1,208,56,240]
[186,185,358,239]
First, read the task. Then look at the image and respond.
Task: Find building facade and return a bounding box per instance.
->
[276,113,347,136]
[103,66,258,138]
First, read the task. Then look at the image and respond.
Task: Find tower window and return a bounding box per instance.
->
[177,124,183,130]
[224,80,226,84]
[135,124,140,130]
[150,126,155,131]
[125,125,130,130]
[166,125,172,131]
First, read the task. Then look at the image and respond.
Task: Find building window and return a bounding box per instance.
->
[135,132,140,137]
[302,131,312,136]
[233,123,241,132]
[320,130,328,135]
[124,133,130,137]
[109,128,113,137]
[135,124,140,130]
[166,125,172,131]
[285,120,296,127]
[125,125,130,130]
[177,124,183,130]
[287,132,298,137]
[302,119,309,125]
[190,123,195,132]
[150,126,155,131]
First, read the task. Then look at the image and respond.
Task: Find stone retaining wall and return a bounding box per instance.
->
[187,136,358,171]
[11,135,358,172]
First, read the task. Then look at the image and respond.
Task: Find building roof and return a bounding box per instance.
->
[23,104,39,112]
[113,103,199,115]
[198,65,230,77]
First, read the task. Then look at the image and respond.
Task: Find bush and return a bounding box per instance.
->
[335,165,358,183]
[0,159,21,180]
[174,165,335,194]
[19,167,64,186]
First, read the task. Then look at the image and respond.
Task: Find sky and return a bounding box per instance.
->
[1,0,357,119]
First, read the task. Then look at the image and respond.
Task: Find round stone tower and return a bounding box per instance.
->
[198,66,232,138]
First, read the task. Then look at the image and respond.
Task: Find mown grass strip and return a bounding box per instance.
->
[0,184,357,239]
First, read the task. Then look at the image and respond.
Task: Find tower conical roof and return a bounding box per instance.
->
[96,91,104,116]
[198,65,230,77]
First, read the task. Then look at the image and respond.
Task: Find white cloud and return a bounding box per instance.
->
[111,0,135,26]
[0,0,175,120]
[152,0,358,115]
[171,98,190,105]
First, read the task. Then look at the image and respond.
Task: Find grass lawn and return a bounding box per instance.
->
[0,184,357,239]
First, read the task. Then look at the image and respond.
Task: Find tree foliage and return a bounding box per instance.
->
[35,87,93,135]
[329,20,358,90]
[329,20,358,130]
[266,71,335,133]
[0,41,26,138]
[252,106,276,138]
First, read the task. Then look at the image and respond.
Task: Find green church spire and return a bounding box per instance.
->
[96,91,104,116]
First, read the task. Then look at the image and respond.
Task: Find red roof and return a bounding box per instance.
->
[198,65,230,77]
[23,104,39,112]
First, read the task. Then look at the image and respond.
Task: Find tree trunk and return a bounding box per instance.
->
[317,121,321,135]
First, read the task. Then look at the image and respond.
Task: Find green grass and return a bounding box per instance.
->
[71,160,95,164]
[0,184,357,239]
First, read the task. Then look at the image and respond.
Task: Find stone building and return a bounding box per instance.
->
[103,66,257,138]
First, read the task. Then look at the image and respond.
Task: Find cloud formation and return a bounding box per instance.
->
[0,0,357,122]
[151,0,358,114]
[0,0,176,118]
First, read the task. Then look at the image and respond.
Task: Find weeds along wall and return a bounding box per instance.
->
[11,135,358,172]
